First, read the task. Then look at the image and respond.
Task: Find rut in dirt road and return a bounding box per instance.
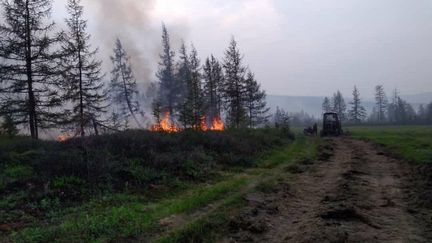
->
[224,138,431,243]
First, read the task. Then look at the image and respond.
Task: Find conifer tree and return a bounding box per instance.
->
[1,113,18,138]
[176,42,192,128]
[203,55,224,122]
[427,102,432,124]
[332,91,347,121]
[244,71,270,128]
[60,0,107,137]
[223,38,247,128]
[180,45,203,129]
[0,0,62,139]
[348,86,366,123]
[109,38,141,129]
[156,24,178,116]
[322,97,332,113]
[374,85,387,122]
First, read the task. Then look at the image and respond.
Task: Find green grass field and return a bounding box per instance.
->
[1,132,321,243]
[348,125,432,164]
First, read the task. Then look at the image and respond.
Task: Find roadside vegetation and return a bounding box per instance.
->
[0,128,317,242]
[348,126,432,164]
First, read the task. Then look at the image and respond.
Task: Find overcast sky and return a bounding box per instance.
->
[50,0,432,97]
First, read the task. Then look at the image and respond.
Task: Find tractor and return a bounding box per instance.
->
[320,112,342,137]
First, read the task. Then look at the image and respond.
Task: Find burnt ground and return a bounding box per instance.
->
[223,137,432,243]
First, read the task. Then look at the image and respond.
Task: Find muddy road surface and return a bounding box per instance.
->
[224,138,432,243]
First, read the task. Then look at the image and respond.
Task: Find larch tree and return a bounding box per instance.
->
[374,85,387,122]
[156,24,178,117]
[109,38,141,129]
[348,86,366,123]
[244,71,270,128]
[332,91,347,121]
[182,44,203,129]
[223,37,247,128]
[0,0,62,139]
[176,42,192,128]
[427,102,432,124]
[60,0,107,137]
[202,55,224,123]
[418,104,426,123]
[322,97,332,113]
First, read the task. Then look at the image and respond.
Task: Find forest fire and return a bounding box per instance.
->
[57,133,71,142]
[209,115,225,131]
[151,112,181,133]
[151,113,225,132]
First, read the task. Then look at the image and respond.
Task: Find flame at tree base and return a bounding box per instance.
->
[151,113,225,133]
[210,116,225,131]
[151,112,180,133]
[57,133,72,142]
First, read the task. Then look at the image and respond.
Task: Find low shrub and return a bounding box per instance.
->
[0,128,293,201]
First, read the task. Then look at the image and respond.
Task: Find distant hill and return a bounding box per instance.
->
[266,93,432,117]
[401,92,432,104]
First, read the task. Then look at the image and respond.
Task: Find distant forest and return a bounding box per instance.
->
[320,85,432,125]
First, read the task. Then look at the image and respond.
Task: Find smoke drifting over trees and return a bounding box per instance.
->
[84,0,158,85]
[0,0,270,138]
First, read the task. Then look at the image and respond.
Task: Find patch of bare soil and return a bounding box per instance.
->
[222,138,432,243]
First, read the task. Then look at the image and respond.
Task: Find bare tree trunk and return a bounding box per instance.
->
[25,0,37,139]
[78,47,85,137]
[120,62,141,128]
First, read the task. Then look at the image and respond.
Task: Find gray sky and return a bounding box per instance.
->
[51,0,432,97]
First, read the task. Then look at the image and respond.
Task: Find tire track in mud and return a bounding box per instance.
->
[223,138,431,243]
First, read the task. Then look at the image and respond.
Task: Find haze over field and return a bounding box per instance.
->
[49,0,432,97]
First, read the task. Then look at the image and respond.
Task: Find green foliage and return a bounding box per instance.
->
[350,126,432,164]
[0,114,18,138]
[52,176,85,190]
[2,128,294,242]
[125,159,167,186]
[2,164,34,183]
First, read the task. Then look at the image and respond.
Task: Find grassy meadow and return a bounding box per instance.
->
[348,125,432,164]
[0,128,324,242]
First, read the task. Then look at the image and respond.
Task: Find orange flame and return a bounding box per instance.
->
[210,116,225,131]
[199,115,225,131]
[57,133,71,142]
[151,113,224,132]
[151,112,180,133]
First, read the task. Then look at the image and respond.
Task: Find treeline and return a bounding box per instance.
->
[152,25,270,130]
[322,85,432,125]
[0,0,271,140]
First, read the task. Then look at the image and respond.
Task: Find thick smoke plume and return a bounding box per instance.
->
[82,0,189,127]
[84,0,159,85]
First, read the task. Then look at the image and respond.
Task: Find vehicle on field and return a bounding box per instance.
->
[321,112,342,136]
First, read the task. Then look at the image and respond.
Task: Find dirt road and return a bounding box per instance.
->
[224,138,432,243]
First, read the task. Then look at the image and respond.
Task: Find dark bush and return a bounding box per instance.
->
[0,128,293,201]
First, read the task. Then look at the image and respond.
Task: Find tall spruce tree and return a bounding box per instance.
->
[387,90,416,124]
[176,42,192,128]
[156,24,178,116]
[322,97,332,113]
[60,0,107,137]
[244,71,270,128]
[183,44,204,129]
[0,0,62,139]
[332,91,346,121]
[374,85,387,122]
[348,86,366,123]
[203,55,224,123]
[426,102,432,124]
[109,38,141,129]
[223,37,247,128]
